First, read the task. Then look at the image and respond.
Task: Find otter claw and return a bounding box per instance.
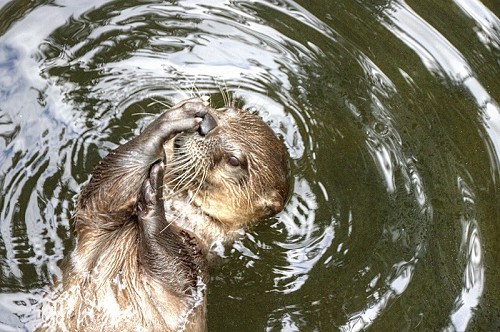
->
[137,180,154,219]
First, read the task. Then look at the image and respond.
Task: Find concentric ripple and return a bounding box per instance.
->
[0,0,498,331]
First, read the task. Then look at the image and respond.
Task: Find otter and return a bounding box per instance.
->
[39,97,289,331]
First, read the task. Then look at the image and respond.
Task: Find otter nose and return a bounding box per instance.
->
[198,113,217,136]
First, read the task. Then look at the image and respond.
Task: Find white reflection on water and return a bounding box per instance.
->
[446,177,484,331]
[382,0,500,180]
[271,177,336,294]
[0,37,77,284]
[383,0,472,80]
[454,0,500,49]
[340,257,419,332]
[356,54,401,194]
[0,291,45,331]
[339,150,430,331]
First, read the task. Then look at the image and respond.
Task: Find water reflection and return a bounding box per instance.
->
[447,176,484,331]
[341,256,419,332]
[272,177,329,294]
[0,0,498,330]
[0,290,45,331]
[454,0,500,50]
[381,0,500,166]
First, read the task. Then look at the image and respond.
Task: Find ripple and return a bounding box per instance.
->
[381,0,500,172]
[454,0,500,50]
[0,0,498,331]
[447,176,484,331]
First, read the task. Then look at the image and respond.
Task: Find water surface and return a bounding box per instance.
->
[0,0,499,330]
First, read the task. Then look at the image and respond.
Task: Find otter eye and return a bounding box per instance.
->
[228,155,240,167]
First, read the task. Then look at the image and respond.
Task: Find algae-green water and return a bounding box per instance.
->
[0,0,499,330]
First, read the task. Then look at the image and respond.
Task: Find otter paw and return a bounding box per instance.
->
[138,98,211,152]
[137,162,162,218]
[198,112,217,136]
[158,97,211,136]
[168,96,210,120]
[155,97,210,126]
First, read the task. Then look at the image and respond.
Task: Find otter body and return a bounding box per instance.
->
[39,97,289,331]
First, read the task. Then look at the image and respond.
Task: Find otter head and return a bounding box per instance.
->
[164,105,289,228]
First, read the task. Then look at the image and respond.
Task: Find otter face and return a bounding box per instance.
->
[164,106,289,227]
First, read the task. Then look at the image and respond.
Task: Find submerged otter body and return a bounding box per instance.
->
[39,97,289,331]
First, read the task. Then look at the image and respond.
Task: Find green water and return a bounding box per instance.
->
[0,0,498,330]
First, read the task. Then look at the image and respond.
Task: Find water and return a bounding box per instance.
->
[0,0,498,330]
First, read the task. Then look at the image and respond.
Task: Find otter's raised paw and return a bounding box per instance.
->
[167,96,210,120]
[134,98,212,159]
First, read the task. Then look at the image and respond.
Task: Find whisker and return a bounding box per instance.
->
[187,167,207,206]
[131,112,157,117]
[171,162,198,192]
[174,170,203,195]
[159,218,177,234]
[148,97,172,108]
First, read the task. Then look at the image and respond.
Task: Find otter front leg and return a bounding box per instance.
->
[76,97,210,224]
[136,161,207,292]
